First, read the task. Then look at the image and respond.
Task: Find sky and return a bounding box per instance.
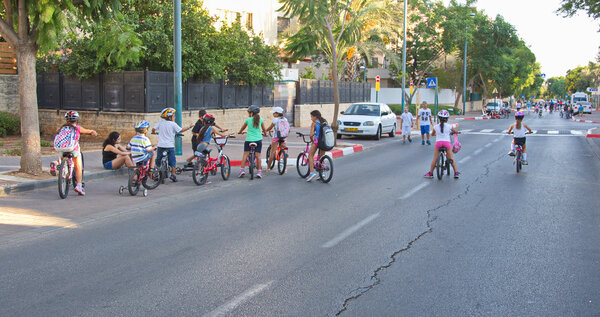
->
[445,0,600,78]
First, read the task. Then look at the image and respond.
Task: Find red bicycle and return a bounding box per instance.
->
[192,136,232,185]
[266,132,288,175]
[120,159,160,196]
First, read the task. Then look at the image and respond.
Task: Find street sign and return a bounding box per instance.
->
[375,76,380,92]
[521,95,525,99]
[426,77,437,88]
[410,80,414,94]
[492,88,498,94]
[586,87,598,92]
[541,73,546,79]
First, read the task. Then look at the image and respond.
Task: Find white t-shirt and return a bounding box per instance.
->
[433,123,451,142]
[418,108,432,126]
[272,117,281,138]
[513,125,527,138]
[154,120,182,148]
[400,112,414,127]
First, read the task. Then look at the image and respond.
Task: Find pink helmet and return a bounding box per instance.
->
[515,111,524,118]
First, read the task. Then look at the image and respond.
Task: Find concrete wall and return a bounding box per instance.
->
[370,87,457,105]
[0,75,19,114]
[294,103,353,128]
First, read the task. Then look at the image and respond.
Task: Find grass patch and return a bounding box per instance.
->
[15,141,21,146]
[3,148,21,156]
[40,140,52,147]
[0,142,4,147]
[0,112,20,137]
[389,104,461,116]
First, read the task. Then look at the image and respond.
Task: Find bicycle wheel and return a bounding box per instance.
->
[296,153,309,178]
[318,155,334,183]
[128,168,141,196]
[221,155,231,180]
[57,159,69,199]
[142,167,161,190]
[248,153,255,180]
[266,147,275,169]
[277,151,288,175]
[446,157,451,176]
[516,151,521,173]
[192,160,209,185]
[436,153,444,180]
[159,157,168,184]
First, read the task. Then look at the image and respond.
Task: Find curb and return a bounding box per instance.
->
[587,128,600,138]
[586,137,600,161]
[572,118,600,124]
[229,144,365,167]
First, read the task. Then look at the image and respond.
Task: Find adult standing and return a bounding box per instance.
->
[416,101,433,145]
[102,132,135,170]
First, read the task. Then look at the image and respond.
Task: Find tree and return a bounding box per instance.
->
[546,76,568,98]
[0,0,140,174]
[566,62,599,92]
[558,0,600,20]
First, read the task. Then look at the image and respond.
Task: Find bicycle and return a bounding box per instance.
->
[435,132,459,180]
[191,136,233,185]
[296,132,333,183]
[57,152,84,199]
[266,133,288,175]
[119,158,160,196]
[510,131,530,173]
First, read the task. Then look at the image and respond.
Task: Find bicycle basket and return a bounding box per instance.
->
[214,137,228,145]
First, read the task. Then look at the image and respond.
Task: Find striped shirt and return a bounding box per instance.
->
[128,134,152,162]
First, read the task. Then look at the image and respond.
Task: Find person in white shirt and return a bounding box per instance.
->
[152,107,193,182]
[416,101,433,145]
[399,107,414,143]
[424,110,460,179]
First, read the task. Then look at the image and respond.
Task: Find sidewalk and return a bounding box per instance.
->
[0,127,371,195]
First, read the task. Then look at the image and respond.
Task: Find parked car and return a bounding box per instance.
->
[485,99,502,115]
[337,103,397,140]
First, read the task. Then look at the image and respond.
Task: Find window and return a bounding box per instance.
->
[246,13,253,29]
[277,17,290,34]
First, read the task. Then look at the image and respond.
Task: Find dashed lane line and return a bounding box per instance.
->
[399,182,429,200]
[458,155,472,164]
[203,281,275,317]
[322,213,381,248]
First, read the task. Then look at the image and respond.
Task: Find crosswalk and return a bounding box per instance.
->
[460,129,587,136]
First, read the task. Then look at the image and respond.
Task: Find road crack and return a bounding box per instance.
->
[335,154,504,316]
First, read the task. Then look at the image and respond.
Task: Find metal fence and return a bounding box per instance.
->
[296,79,371,104]
[37,71,275,112]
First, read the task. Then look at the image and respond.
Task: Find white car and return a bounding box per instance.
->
[337,103,397,140]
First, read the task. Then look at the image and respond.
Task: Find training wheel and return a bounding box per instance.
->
[143,189,148,197]
[118,186,124,195]
[175,167,183,175]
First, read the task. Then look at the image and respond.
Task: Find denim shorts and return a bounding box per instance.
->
[103,161,113,170]
[420,125,430,135]
[156,147,176,167]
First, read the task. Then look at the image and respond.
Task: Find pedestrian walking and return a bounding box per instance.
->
[416,101,433,145]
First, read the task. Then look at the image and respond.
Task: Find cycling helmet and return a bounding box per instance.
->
[515,111,524,119]
[437,110,450,118]
[248,105,260,114]
[65,111,79,122]
[134,120,150,129]
[203,114,215,125]
[160,107,176,118]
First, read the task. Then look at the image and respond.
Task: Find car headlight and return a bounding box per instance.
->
[363,121,375,126]
[337,120,342,126]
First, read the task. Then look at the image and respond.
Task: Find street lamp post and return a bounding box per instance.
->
[401,0,407,112]
[174,0,183,155]
[462,13,475,116]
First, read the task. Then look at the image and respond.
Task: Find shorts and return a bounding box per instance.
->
[401,125,411,136]
[272,137,286,144]
[103,160,113,170]
[156,147,176,168]
[195,143,209,156]
[435,141,451,150]
[313,138,319,146]
[134,152,154,165]
[514,137,526,146]
[420,125,430,135]
[244,140,262,153]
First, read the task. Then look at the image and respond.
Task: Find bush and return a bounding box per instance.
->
[0,112,20,137]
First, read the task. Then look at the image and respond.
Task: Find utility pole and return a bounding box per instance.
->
[174,0,183,155]
[462,13,476,116]
[401,0,407,112]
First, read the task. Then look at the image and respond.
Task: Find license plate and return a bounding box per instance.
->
[345,128,359,132]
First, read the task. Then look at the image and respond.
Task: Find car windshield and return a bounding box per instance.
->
[486,103,499,108]
[344,104,381,116]
[573,96,587,102]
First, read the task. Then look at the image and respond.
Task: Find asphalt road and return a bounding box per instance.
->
[0,112,598,316]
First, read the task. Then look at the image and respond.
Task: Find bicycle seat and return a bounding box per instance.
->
[249,142,257,147]
[194,149,211,157]
[439,147,447,152]
[61,152,74,157]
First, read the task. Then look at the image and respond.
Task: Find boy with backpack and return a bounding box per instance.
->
[265,107,290,171]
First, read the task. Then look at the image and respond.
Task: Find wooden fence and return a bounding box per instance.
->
[0,42,17,74]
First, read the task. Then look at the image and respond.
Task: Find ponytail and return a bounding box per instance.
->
[440,121,445,134]
[253,113,260,128]
[516,118,522,129]
[197,124,210,142]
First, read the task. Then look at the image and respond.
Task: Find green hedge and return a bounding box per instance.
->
[389,104,461,116]
[0,112,20,137]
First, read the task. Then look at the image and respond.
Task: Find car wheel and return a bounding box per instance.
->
[389,124,396,137]
[374,125,381,140]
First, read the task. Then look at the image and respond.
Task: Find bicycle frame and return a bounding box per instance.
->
[197,137,229,173]
[298,133,323,170]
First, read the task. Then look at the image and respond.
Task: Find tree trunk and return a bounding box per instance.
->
[479,72,487,106]
[17,41,42,175]
[328,34,340,135]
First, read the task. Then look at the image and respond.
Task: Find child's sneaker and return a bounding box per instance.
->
[454,172,460,179]
[408,136,412,143]
[49,161,57,176]
[422,140,425,145]
[522,160,528,165]
[256,170,262,179]
[238,169,245,178]
[426,140,431,145]
[170,175,178,182]
[74,184,85,196]
[508,150,515,156]
[424,172,434,179]
[306,171,318,182]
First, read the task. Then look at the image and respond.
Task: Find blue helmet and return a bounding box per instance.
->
[134,120,150,129]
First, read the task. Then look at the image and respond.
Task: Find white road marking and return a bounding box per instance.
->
[547,130,559,134]
[480,129,494,133]
[474,148,483,155]
[204,281,274,317]
[501,130,509,134]
[458,155,472,164]
[531,130,537,134]
[484,143,492,148]
[399,182,430,200]
[493,137,502,142]
[322,213,381,248]
[461,129,473,133]
[571,130,583,135]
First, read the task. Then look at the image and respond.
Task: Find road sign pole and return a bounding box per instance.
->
[435,86,439,123]
[375,76,380,102]
[174,0,183,155]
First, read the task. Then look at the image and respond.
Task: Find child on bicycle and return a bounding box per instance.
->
[152,107,193,182]
[507,111,532,165]
[50,111,97,196]
[265,107,288,171]
[237,105,267,178]
[306,110,326,182]
[424,110,460,179]
[186,109,227,166]
[128,120,157,168]
[194,114,229,156]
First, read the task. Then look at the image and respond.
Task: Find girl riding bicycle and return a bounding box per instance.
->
[195,114,229,155]
[507,111,532,165]
[238,105,267,178]
[306,110,326,182]
[50,111,97,195]
[265,107,288,171]
[424,110,460,179]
